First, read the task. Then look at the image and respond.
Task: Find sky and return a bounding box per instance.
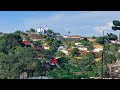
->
[0,11,120,37]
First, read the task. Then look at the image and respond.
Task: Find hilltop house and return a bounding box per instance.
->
[63,35,70,39]
[70,35,82,40]
[87,37,96,42]
[63,35,82,41]
[55,35,63,41]
[28,34,44,41]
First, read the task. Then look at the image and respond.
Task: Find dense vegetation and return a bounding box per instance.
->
[0,23,120,79]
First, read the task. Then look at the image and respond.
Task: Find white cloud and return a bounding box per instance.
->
[93,22,113,33]
[21,11,120,36]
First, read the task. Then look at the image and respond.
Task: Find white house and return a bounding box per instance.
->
[93,44,103,52]
[44,46,50,50]
[57,46,67,51]
[63,35,70,38]
[60,49,69,55]
[110,40,116,44]
[93,48,103,52]
[75,42,82,46]
[110,40,120,44]
[77,46,88,51]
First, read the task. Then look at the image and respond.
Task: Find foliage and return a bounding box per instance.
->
[112,20,120,31]
[69,48,79,58]
[26,28,35,33]
[32,41,41,47]
[107,33,118,41]
[55,51,65,57]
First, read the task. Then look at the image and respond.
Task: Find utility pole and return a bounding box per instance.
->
[119,32,120,41]
[101,30,105,79]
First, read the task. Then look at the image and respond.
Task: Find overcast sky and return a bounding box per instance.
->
[0,11,120,37]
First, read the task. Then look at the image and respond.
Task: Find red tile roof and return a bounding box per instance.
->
[82,51,88,55]
[50,58,58,65]
[22,41,31,45]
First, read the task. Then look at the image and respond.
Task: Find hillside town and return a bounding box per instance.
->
[0,17,120,79]
[0,20,120,79]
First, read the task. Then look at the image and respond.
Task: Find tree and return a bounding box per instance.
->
[107,33,118,41]
[46,29,54,35]
[55,51,65,58]
[30,28,35,32]
[26,28,35,33]
[92,36,97,39]
[105,54,117,64]
[69,48,79,58]
[49,45,57,52]
[0,33,23,54]
[53,32,60,36]
[96,36,110,44]
[14,30,24,35]
[112,20,120,31]
[32,41,41,47]
[0,32,45,79]
[52,39,60,47]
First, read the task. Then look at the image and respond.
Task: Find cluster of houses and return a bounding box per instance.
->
[20,30,120,64]
[20,32,105,62]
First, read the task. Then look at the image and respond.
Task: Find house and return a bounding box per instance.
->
[70,35,82,39]
[49,58,58,65]
[63,35,70,38]
[110,40,120,44]
[22,41,31,45]
[110,40,116,44]
[55,36,63,41]
[43,44,50,50]
[81,51,88,55]
[37,27,47,35]
[95,57,102,62]
[75,42,82,46]
[77,45,88,51]
[93,48,103,52]
[60,49,69,55]
[57,46,67,51]
[93,44,103,52]
[87,37,96,42]
[28,34,44,41]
